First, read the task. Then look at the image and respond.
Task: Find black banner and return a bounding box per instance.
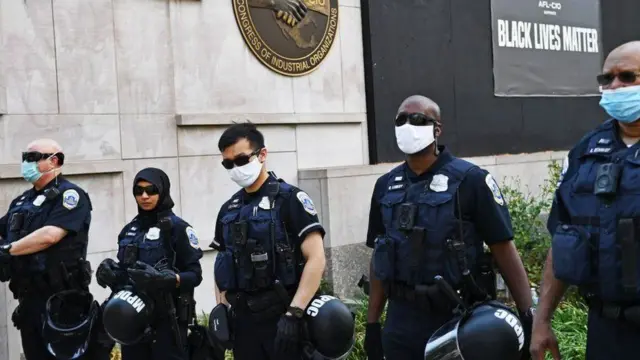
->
[491,0,603,97]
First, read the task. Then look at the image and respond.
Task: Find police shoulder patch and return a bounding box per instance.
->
[485,173,505,206]
[62,189,80,210]
[296,191,317,215]
[186,226,200,249]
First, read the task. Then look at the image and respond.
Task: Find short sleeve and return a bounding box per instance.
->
[547,153,576,234]
[211,208,225,251]
[366,176,387,249]
[465,169,514,245]
[44,188,91,234]
[286,189,325,244]
[0,213,7,240]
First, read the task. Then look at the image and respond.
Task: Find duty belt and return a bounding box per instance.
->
[590,297,640,328]
[385,282,453,313]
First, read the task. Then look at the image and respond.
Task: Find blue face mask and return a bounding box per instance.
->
[21,161,43,183]
[599,85,640,123]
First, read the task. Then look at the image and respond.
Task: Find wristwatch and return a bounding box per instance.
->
[521,306,536,319]
[287,306,305,319]
[0,244,12,253]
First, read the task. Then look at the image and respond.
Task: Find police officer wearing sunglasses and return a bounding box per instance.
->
[0,139,112,359]
[363,96,535,360]
[95,167,203,360]
[531,41,640,360]
[211,123,326,360]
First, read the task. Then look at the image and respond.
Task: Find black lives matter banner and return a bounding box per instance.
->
[491,0,602,96]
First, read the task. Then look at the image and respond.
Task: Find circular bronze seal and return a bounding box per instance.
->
[232,0,340,77]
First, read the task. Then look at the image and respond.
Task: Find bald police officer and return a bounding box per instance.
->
[0,139,109,359]
[532,41,640,360]
[364,96,535,360]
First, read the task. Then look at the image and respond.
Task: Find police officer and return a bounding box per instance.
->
[531,41,640,360]
[0,138,110,359]
[212,123,326,360]
[96,167,203,360]
[363,96,535,360]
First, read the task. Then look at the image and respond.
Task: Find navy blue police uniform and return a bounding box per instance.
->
[213,172,325,360]
[0,177,103,359]
[548,119,640,360]
[116,211,204,360]
[366,146,514,359]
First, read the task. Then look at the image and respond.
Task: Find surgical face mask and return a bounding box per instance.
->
[599,84,640,123]
[395,124,435,154]
[228,157,263,188]
[21,161,43,183]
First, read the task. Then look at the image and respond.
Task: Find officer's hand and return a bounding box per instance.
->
[364,322,384,360]
[274,314,304,358]
[96,258,124,289]
[127,261,177,290]
[0,244,12,262]
[530,319,561,360]
[519,308,534,360]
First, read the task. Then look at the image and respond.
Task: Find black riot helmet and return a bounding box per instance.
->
[302,295,356,360]
[102,287,155,345]
[42,290,99,360]
[424,301,524,360]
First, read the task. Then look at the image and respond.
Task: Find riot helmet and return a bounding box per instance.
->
[424,301,524,360]
[102,287,154,345]
[302,295,356,360]
[42,290,99,360]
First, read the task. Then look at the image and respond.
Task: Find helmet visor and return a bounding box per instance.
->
[424,317,464,360]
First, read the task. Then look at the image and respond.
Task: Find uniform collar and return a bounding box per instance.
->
[241,174,279,202]
[32,176,64,195]
[403,145,452,181]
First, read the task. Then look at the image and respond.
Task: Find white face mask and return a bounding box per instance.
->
[228,157,263,188]
[395,124,435,154]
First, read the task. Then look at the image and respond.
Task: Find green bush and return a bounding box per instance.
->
[113,160,588,360]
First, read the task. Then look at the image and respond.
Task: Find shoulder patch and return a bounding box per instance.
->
[296,191,317,215]
[485,174,505,206]
[62,189,80,210]
[186,226,200,249]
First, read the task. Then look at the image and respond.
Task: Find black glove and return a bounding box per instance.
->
[0,244,12,262]
[127,260,177,290]
[96,258,127,289]
[364,322,384,360]
[519,307,534,360]
[274,314,304,359]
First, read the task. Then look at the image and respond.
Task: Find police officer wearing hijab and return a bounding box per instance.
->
[0,138,110,359]
[96,167,203,360]
[363,96,535,360]
[212,123,327,360]
[531,41,640,360]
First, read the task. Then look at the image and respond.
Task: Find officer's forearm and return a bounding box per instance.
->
[536,249,567,323]
[290,251,325,310]
[9,226,66,256]
[367,258,387,323]
[490,241,533,312]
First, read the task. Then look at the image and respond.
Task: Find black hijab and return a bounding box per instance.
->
[133,167,174,227]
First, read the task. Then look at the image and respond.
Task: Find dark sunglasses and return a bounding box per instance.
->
[22,151,60,163]
[596,71,640,86]
[221,149,261,170]
[133,185,159,196]
[395,112,437,127]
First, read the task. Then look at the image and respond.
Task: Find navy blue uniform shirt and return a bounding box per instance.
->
[547,119,625,235]
[212,176,326,252]
[366,147,514,249]
[117,214,204,290]
[0,176,91,241]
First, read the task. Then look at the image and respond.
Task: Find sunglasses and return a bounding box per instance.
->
[22,151,60,163]
[395,112,437,127]
[221,149,262,170]
[133,185,159,196]
[596,71,640,86]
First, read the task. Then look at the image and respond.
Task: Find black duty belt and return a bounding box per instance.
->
[385,282,453,313]
[590,298,640,328]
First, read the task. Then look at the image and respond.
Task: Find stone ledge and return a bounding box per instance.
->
[176,113,366,126]
[299,162,399,180]
[0,160,125,179]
